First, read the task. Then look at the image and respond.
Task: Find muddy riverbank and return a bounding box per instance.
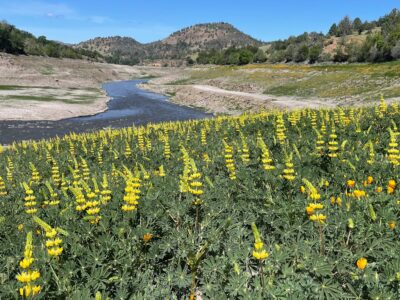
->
[0,80,211,144]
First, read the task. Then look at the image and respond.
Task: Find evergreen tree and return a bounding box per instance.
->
[338,16,353,36]
[328,23,338,37]
[353,17,363,34]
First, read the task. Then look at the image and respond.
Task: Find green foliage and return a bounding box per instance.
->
[254,48,267,63]
[0,102,399,298]
[0,21,102,60]
[309,46,322,64]
[337,16,353,37]
[196,46,259,65]
[294,44,310,62]
[264,8,400,65]
[105,53,140,66]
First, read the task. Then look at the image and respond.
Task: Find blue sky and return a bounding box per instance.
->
[0,0,399,44]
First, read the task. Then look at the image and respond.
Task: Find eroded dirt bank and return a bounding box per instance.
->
[0,54,172,120]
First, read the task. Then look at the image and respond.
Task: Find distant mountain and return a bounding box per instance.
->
[76,22,263,64]
[76,36,146,65]
[77,36,143,56]
[155,22,262,54]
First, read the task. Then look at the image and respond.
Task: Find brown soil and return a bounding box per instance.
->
[0,54,168,120]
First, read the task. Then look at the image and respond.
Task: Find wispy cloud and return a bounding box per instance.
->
[0,1,176,43]
[24,23,178,44]
[2,1,74,18]
[1,1,110,24]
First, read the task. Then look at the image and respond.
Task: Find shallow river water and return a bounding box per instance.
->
[0,80,211,144]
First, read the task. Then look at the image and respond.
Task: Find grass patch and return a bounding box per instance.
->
[138,75,159,80]
[0,85,22,90]
[2,95,95,104]
[0,85,55,90]
[187,61,400,99]
[38,65,55,75]
[166,78,191,85]
[166,92,177,97]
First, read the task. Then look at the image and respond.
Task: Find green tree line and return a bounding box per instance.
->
[0,21,102,60]
[194,46,266,65]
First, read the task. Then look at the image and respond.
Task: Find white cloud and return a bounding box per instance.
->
[0,1,176,43]
[2,1,74,18]
[24,23,178,44]
[1,1,110,24]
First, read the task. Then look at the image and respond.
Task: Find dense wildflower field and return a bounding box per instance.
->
[0,99,399,299]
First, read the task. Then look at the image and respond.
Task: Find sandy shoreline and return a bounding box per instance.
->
[0,54,160,121]
[0,96,109,121]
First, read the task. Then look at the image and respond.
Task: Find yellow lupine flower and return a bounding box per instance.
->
[254,242,264,250]
[388,180,396,188]
[356,257,367,270]
[306,206,314,215]
[388,221,396,230]
[353,190,366,199]
[347,180,355,188]
[19,285,41,297]
[252,250,269,260]
[143,233,153,243]
[48,247,63,257]
[45,229,57,238]
[16,270,41,283]
[19,257,34,269]
[86,207,101,215]
[251,223,269,261]
[309,214,327,224]
[16,272,31,283]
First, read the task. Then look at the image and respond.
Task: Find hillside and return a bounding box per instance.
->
[76,22,262,64]
[76,36,146,65]
[0,21,101,61]
[192,9,400,66]
[157,22,261,53]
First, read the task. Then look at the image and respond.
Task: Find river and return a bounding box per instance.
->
[0,80,212,144]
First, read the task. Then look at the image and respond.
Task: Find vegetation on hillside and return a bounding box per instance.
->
[196,9,400,66]
[0,98,399,298]
[77,23,262,64]
[176,61,400,101]
[0,21,102,60]
[195,46,266,65]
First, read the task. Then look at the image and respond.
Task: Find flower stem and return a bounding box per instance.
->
[260,261,265,295]
[319,223,325,255]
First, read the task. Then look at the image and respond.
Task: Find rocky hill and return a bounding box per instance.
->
[76,22,263,63]
[77,36,144,56]
[160,23,261,50]
[76,36,147,65]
